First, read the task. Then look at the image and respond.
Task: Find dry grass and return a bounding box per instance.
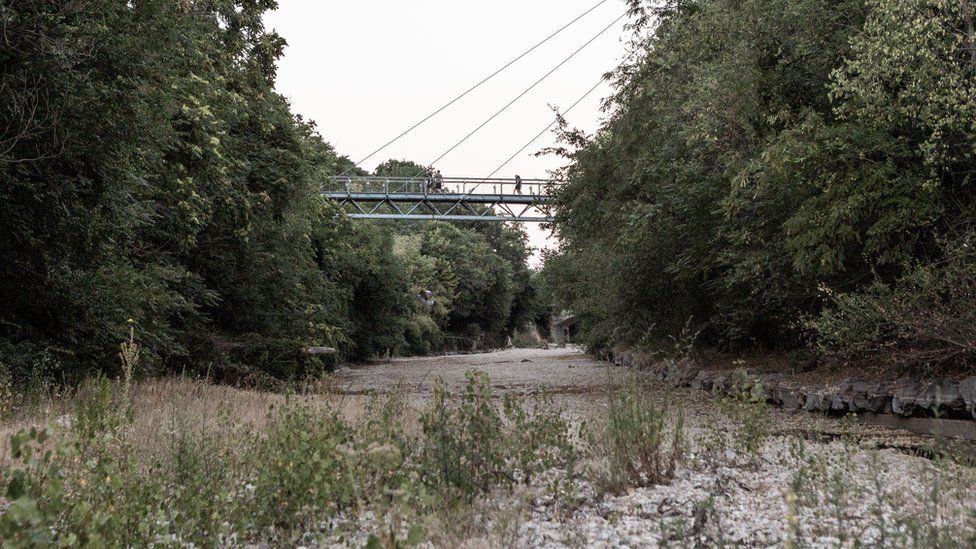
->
[1,370,581,546]
[0,375,428,470]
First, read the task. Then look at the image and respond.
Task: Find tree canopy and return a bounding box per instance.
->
[0,0,538,385]
[542,0,976,371]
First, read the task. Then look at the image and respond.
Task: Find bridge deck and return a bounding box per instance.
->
[323,192,553,204]
[324,176,557,222]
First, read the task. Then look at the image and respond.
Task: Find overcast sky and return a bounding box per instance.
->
[263,0,632,264]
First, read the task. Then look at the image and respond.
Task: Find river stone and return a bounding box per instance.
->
[803,390,832,413]
[915,380,965,414]
[778,384,806,411]
[960,377,976,419]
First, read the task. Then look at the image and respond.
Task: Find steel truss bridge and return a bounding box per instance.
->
[324,176,557,222]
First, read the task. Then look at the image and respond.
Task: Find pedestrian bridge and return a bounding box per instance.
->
[323,176,557,222]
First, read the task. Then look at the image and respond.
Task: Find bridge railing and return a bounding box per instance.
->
[326,176,558,197]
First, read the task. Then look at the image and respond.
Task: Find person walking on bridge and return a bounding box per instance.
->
[434,170,444,192]
[514,174,523,195]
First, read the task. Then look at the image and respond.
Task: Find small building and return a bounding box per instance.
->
[550,312,577,348]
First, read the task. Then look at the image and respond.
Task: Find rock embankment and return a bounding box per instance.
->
[611,351,976,421]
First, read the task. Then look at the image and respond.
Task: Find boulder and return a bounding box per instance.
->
[960,377,976,420]
[803,389,832,413]
[691,370,715,392]
[666,361,700,387]
[852,382,888,413]
[711,373,733,396]
[835,379,887,413]
[760,377,784,403]
[890,378,921,417]
[778,384,806,411]
[830,390,848,413]
[914,380,965,415]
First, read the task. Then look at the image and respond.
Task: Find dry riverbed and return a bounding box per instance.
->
[336,347,976,547]
[2,347,973,546]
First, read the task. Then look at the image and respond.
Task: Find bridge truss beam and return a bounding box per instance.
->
[323,177,557,223]
[325,192,553,222]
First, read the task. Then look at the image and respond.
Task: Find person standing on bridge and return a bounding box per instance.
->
[434,170,444,192]
[425,166,434,193]
[514,174,523,195]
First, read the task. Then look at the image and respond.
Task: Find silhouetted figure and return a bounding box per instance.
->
[514,174,523,195]
[434,170,443,192]
[425,166,434,193]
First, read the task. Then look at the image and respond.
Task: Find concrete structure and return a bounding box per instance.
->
[550,312,577,348]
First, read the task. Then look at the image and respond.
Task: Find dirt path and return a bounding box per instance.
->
[334,347,976,547]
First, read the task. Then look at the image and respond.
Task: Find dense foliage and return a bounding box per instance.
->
[0,0,536,385]
[543,0,976,371]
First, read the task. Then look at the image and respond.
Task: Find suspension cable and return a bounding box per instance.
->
[481,76,607,183]
[416,11,628,178]
[474,54,635,189]
[338,0,610,175]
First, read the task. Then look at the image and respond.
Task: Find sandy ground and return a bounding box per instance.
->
[335,346,976,547]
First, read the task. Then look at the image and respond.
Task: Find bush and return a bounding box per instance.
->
[593,376,685,492]
[812,240,976,372]
[419,371,575,500]
[250,401,358,532]
[717,373,770,456]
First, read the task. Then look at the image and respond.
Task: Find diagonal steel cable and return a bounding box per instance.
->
[476,51,638,189]
[338,0,610,176]
[416,11,629,178]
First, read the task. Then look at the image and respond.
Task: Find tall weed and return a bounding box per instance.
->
[593,376,685,493]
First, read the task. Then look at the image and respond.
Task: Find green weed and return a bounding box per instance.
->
[1,369,578,546]
[592,376,685,493]
[717,373,770,457]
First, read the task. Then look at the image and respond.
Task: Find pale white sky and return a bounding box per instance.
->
[264,0,632,265]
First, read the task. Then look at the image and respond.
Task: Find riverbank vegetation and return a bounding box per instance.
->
[541,0,976,374]
[2,365,974,546]
[0,372,576,546]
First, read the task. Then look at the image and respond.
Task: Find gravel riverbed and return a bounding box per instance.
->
[334,347,976,547]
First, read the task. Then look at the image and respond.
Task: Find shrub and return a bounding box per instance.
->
[0,370,578,545]
[250,400,358,533]
[0,428,74,546]
[812,239,976,372]
[595,376,685,492]
[419,371,574,501]
[717,373,770,456]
